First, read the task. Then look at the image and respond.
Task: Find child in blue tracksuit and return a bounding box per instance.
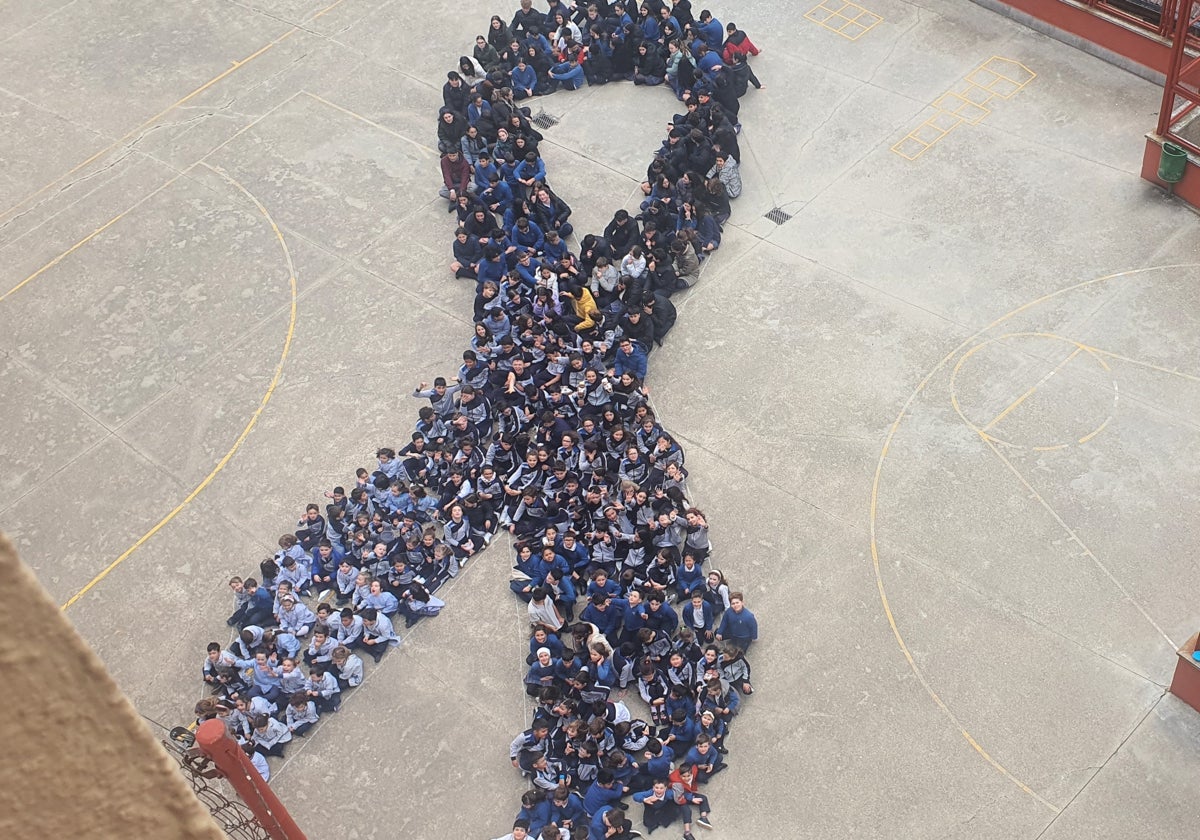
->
[546,786,587,828]
[511,56,539,99]
[510,216,546,254]
[549,58,584,90]
[515,790,552,837]
[683,734,726,783]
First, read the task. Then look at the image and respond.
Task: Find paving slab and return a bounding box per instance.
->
[2,0,1200,837]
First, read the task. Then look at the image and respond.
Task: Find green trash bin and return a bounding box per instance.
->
[1158,142,1189,184]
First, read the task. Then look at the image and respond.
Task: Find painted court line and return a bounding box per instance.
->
[804,0,883,41]
[0,0,351,224]
[0,92,303,303]
[869,264,1200,811]
[61,163,299,610]
[893,56,1036,161]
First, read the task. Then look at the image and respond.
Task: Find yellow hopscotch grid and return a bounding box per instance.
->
[804,0,883,41]
[892,57,1036,160]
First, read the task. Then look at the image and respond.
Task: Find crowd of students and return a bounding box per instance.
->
[189,0,763,833]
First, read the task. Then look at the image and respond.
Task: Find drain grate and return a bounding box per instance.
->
[764,207,792,225]
[531,111,560,129]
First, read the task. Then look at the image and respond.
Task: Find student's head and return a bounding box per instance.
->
[362,607,379,625]
[228,576,244,592]
[511,820,530,840]
[290,691,308,709]
[332,646,350,664]
[730,592,745,611]
[252,713,270,731]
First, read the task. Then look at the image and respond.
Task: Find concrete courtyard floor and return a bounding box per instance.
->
[3,0,1200,836]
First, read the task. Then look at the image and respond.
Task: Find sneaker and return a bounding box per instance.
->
[696,815,713,829]
[483,532,493,546]
[684,833,696,840]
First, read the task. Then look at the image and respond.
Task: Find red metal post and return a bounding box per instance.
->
[1157,2,1193,136]
[194,719,307,840]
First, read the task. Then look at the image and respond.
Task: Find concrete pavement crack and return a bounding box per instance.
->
[1031,692,1166,840]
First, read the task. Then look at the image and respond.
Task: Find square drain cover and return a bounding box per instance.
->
[532,111,560,129]
[764,207,792,225]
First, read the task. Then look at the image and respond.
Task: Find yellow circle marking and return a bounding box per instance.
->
[948,332,1119,451]
[870,264,1200,812]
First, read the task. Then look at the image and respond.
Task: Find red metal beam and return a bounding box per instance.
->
[1157,2,1195,134]
[194,720,307,840]
[992,0,1175,72]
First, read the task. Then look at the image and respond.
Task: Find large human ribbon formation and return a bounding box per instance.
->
[194,3,760,833]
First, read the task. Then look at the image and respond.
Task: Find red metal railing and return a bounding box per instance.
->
[1076,0,1200,46]
[1157,0,1200,154]
[1081,0,1179,37]
[194,721,308,840]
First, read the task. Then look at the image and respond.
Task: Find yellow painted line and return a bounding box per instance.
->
[1077,413,1113,445]
[948,333,1117,451]
[893,56,1035,160]
[61,164,299,610]
[1,92,303,303]
[0,171,189,302]
[0,0,351,223]
[301,91,439,157]
[869,263,1200,810]
[977,434,1174,646]
[981,347,1081,432]
[980,57,1037,95]
[804,0,882,41]
[1077,345,1200,383]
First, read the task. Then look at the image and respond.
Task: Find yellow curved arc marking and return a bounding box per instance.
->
[62,163,298,610]
[870,264,1200,811]
[948,332,1117,451]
